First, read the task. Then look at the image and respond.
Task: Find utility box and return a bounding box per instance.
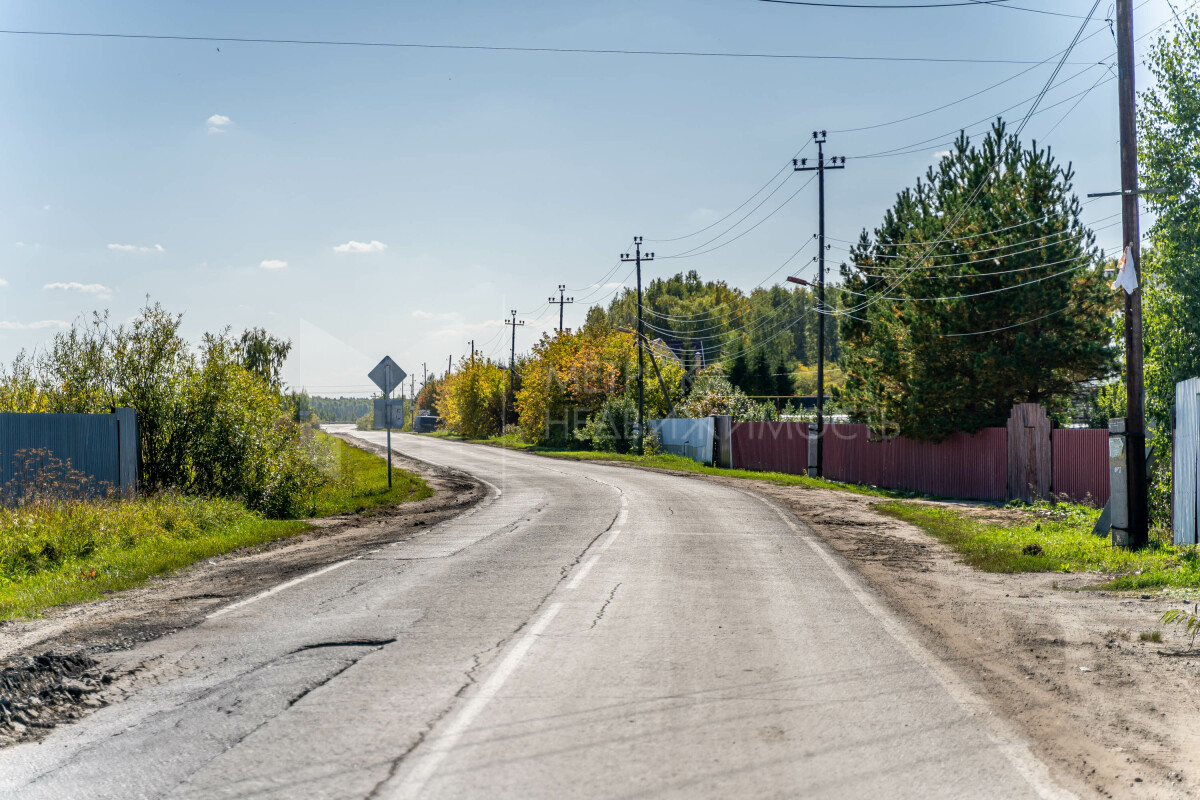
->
[1109,418,1130,542]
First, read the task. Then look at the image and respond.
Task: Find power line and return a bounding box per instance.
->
[0,28,1103,65]
[660,174,818,259]
[757,0,1096,17]
[831,0,1102,318]
[938,304,1073,336]
[648,140,812,243]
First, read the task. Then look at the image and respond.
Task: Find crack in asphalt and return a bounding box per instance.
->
[365,470,628,797]
[591,584,622,630]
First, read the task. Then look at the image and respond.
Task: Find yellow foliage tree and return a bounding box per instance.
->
[516,328,682,445]
[436,354,508,439]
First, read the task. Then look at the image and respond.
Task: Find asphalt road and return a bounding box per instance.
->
[0,429,1072,799]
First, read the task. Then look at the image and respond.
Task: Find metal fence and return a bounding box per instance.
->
[822,424,1009,500]
[0,409,138,500]
[1175,377,1200,545]
[1051,428,1110,508]
[731,421,809,474]
[649,418,714,465]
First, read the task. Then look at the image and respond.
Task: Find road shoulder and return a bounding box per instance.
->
[0,437,484,747]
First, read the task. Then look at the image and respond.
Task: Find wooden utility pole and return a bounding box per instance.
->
[795,132,845,478]
[622,239,654,453]
[505,310,525,425]
[1114,0,1148,549]
[549,285,575,333]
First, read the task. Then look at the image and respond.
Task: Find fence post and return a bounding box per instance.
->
[1006,403,1052,503]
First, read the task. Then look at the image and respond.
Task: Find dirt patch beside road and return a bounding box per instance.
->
[0,436,484,748]
[753,481,1200,800]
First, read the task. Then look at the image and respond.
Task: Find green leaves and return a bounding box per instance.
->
[838,121,1117,440]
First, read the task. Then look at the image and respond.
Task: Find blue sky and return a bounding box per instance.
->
[0,1,1181,394]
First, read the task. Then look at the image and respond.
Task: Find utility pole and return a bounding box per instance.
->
[621,238,654,453]
[795,131,845,478]
[447,354,452,377]
[1116,0,1148,548]
[505,310,525,424]
[549,285,575,333]
[469,339,475,359]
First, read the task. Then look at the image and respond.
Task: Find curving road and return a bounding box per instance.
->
[0,428,1071,799]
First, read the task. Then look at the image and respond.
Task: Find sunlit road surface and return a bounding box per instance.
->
[0,427,1071,799]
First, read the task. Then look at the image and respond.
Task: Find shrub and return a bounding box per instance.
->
[576,395,638,453]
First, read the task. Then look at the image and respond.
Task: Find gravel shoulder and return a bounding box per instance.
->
[582,458,1200,800]
[0,435,484,747]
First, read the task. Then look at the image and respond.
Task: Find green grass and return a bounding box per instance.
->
[423,430,903,498]
[875,500,1200,589]
[310,432,431,516]
[0,435,428,619]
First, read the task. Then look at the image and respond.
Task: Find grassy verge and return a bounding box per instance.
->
[876,501,1200,590]
[423,431,904,498]
[0,434,429,619]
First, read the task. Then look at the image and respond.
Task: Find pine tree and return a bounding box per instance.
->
[728,350,750,394]
[749,352,772,398]
[838,121,1117,439]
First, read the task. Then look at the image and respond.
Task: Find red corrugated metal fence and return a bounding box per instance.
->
[731,421,809,474]
[822,424,1009,500]
[1051,428,1109,506]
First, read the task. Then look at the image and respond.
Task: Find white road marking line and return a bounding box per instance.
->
[752,494,1077,800]
[384,602,564,800]
[566,554,601,589]
[207,558,358,620]
[599,529,622,551]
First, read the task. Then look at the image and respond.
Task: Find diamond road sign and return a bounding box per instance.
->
[368,356,406,396]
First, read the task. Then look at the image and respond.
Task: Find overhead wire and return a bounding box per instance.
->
[0,28,1103,65]
[829,0,1103,320]
[648,140,812,243]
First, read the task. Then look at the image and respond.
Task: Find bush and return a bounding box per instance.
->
[0,302,336,519]
[576,395,637,453]
[355,411,374,431]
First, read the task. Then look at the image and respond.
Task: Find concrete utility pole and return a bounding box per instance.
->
[622,239,654,454]
[505,310,525,425]
[448,355,452,377]
[794,132,845,478]
[549,285,575,333]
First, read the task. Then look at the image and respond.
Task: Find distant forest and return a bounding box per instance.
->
[311,396,373,422]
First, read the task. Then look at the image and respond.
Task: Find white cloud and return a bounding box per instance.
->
[260,259,288,270]
[412,310,457,320]
[44,281,113,299]
[934,150,952,160]
[333,240,388,254]
[0,319,69,330]
[108,243,164,253]
[207,114,233,133]
[0,278,7,286]
[42,205,51,211]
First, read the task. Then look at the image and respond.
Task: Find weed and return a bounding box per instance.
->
[1139,630,1163,642]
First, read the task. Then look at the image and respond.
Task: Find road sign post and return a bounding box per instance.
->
[369,356,407,491]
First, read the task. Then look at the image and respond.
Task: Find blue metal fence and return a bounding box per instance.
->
[0,409,138,500]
